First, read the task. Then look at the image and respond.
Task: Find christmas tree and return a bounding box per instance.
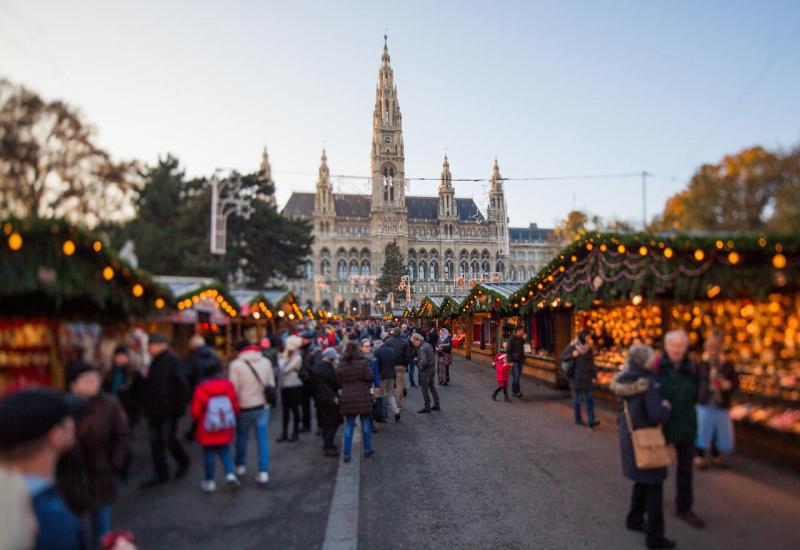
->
[377,240,407,300]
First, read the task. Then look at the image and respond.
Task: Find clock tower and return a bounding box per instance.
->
[370,35,408,265]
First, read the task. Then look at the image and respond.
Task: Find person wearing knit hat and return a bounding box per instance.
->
[0,388,84,550]
[308,344,342,456]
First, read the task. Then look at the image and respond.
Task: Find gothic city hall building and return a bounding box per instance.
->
[281,39,560,317]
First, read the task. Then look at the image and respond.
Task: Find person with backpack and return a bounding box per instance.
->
[229,340,275,486]
[562,331,600,429]
[278,336,304,442]
[190,361,241,492]
[492,352,512,402]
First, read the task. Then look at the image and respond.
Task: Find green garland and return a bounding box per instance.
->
[511,232,799,314]
[1,218,170,320]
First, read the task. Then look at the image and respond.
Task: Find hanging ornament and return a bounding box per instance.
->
[592,275,604,290]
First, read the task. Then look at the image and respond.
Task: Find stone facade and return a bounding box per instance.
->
[279,38,561,316]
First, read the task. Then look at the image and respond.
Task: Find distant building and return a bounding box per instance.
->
[276,37,561,316]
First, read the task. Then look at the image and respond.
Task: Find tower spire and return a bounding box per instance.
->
[260,146,272,181]
[491,157,503,192]
[318,148,330,187]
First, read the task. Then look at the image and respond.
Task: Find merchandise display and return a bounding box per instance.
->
[0,319,57,392]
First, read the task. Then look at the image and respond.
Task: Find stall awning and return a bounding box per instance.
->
[155,276,239,319]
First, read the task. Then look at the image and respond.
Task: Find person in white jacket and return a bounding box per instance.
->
[229,340,275,485]
[278,335,304,442]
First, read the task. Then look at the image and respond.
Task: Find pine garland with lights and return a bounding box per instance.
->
[1,218,170,319]
[510,232,800,313]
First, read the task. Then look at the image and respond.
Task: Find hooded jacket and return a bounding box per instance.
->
[610,368,671,484]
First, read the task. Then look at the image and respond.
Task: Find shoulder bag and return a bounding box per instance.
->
[244,360,277,406]
[623,399,673,469]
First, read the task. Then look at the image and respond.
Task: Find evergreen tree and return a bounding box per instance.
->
[376,240,406,300]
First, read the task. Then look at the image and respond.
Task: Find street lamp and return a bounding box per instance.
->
[210,171,253,255]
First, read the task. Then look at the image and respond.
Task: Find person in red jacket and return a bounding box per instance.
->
[492,353,512,402]
[191,363,241,493]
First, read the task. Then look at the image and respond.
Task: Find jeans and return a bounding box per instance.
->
[343,414,373,458]
[573,390,596,424]
[675,441,694,512]
[235,407,269,473]
[203,444,234,481]
[419,368,440,409]
[321,425,339,451]
[90,506,111,550]
[148,416,190,481]
[627,482,665,543]
[408,360,417,385]
[511,362,523,395]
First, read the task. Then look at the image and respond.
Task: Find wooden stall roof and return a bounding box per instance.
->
[155,276,238,318]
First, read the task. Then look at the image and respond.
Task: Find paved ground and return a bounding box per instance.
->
[114,358,800,549]
[359,358,800,550]
[114,410,338,549]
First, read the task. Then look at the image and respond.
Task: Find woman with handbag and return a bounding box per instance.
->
[610,344,675,550]
[229,340,276,486]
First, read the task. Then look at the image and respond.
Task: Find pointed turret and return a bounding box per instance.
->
[487,158,509,254]
[315,148,335,215]
[260,146,272,181]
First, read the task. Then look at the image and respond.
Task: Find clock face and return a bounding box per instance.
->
[383,135,392,144]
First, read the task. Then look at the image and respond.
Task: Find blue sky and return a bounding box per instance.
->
[2,0,799,227]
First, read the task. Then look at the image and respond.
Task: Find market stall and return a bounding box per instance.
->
[437,296,467,349]
[1,219,169,391]
[510,232,800,468]
[457,283,522,361]
[153,276,239,359]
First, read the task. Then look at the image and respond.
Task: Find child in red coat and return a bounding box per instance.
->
[492,353,512,402]
[191,368,241,492]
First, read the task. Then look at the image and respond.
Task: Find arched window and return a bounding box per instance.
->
[408,260,416,280]
[481,249,490,260]
[361,247,370,259]
[481,261,490,274]
[459,259,468,275]
[383,165,395,202]
[444,261,453,280]
[429,261,438,281]
[349,260,359,277]
[321,258,331,276]
[470,260,479,275]
[361,260,370,277]
[418,261,427,281]
[496,261,505,274]
[305,261,314,278]
[509,269,516,281]
[337,260,347,280]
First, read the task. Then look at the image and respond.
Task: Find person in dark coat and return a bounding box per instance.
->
[104,345,144,431]
[375,338,400,422]
[562,331,599,428]
[610,344,675,550]
[300,331,321,433]
[58,362,128,549]
[336,342,375,463]
[310,348,342,456]
[507,326,526,398]
[183,336,223,442]
[657,330,704,529]
[141,334,191,488]
[385,328,411,408]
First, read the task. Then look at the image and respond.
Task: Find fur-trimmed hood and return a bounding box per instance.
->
[610,371,651,397]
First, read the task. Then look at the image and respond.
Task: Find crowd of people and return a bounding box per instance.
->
[0,315,744,550]
[0,319,453,549]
